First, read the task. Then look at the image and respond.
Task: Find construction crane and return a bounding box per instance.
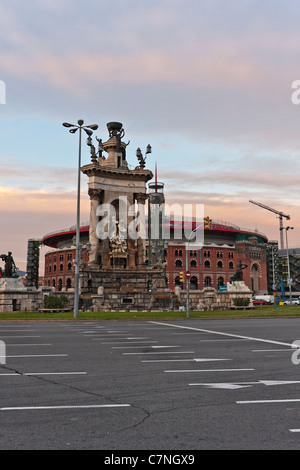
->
[249,200,290,249]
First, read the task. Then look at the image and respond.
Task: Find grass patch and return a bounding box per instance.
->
[1,305,300,321]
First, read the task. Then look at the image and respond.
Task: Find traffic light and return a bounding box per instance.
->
[204,216,211,229]
[179,271,184,283]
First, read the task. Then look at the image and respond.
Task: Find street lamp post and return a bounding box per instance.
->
[280,226,294,303]
[63,120,98,318]
[186,224,202,319]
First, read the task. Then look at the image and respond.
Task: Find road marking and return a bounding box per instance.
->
[8,344,52,347]
[112,345,179,349]
[237,398,300,404]
[290,429,300,432]
[142,358,231,363]
[103,341,157,345]
[252,349,295,352]
[92,334,127,339]
[149,321,297,348]
[0,336,41,338]
[123,351,195,355]
[191,383,253,389]
[0,329,36,332]
[0,372,87,376]
[189,380,300,389]
[5,354,67,358]
[165,368,254,373]
[127,337,149,340]
[0,404,130,411]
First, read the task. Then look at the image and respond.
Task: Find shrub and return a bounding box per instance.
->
[233,297,250,307]
[44,295,69,309]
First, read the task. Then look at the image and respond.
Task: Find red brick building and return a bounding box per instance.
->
[43,221,268,294]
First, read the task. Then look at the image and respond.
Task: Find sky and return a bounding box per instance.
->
[1,0,300,273]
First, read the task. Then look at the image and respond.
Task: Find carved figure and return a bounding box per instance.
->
[109,219,127,254]
[0,252,17,277]
[230,259,248,282]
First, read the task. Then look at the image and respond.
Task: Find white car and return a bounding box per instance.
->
[284,299,300,305]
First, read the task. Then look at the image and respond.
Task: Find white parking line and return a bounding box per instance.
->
[150,321,297,348]
[112,345,179,349]
[252,349,295,352]
[237,398,300,404]
[8,344,52,347]
[5,354,67,358]
[142,358,231,363]
[123,351,195,355]
[0,372,87,376]
[165,368,254,373]
[103,341,157,344]
[0,336,41,338]
[0,404,130,411]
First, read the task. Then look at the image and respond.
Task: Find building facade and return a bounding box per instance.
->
[43,221,268,294]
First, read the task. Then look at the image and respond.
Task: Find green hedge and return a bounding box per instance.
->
[233,297,250,306]
[44,295,69,309]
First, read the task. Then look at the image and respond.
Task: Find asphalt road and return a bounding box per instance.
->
[1,317,300,450]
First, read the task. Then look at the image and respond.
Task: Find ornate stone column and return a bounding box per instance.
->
[88,188,103,266]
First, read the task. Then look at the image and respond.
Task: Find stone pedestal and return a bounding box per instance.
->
[227,281,251,292]
[0,278,31,312]
[0,278,27,292]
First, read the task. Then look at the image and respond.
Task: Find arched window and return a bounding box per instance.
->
[66,278,72,289]
[229,261,234,270]
[190,259,197,268]
[218,277,224,287]
[179,250,182,256]
[204,276,211,287]
[53,264,57,272]
[204,260,210,268]
[175,259,182,268]
[59,263,63,272]
[217,260,223,269]
[52,279,56,288]
[58,279,63,291]
[175,250,178,256]
[190,276,198,290]
[67,263,72,271]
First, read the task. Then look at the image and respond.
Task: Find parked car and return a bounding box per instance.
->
[283,299,300,305]
[253,299,268,305]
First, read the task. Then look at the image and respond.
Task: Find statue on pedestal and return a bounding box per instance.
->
[230,259,248,283]
[0,252,18,278]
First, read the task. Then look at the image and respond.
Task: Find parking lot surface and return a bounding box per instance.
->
[1,317,300,450]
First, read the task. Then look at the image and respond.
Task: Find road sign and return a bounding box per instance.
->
[186,271,191,279]
[219,285,227,292]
